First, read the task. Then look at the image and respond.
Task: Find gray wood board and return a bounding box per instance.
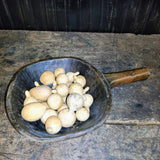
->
[0,30,160,160]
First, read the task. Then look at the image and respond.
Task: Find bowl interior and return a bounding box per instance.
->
[6,57,111,141]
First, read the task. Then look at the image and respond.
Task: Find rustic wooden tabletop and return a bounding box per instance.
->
[0,30,160,160]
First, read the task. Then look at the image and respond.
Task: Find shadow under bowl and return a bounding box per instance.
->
[5,57,111,142]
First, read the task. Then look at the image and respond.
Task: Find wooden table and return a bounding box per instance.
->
[0,30,160,160]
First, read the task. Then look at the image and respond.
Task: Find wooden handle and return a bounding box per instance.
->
[104,68,150,88]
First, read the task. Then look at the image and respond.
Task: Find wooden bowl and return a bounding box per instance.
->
[5,57,111,141]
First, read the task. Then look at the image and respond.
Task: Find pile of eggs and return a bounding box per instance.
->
[21,68,94,134]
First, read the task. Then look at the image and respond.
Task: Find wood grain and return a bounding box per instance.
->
[105,68,150,88]
[0,30,160,159]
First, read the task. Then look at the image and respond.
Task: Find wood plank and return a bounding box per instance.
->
[0,30,160,159]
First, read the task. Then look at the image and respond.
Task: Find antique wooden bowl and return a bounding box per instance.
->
[5,57,150,142]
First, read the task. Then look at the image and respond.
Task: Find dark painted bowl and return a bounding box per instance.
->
[5,57,111,142]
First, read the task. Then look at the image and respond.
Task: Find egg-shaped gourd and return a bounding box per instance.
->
[47,93,63,110]
[68,83,83,95]
[23,90,39,105]
[41,109,57,124]
[55,83,69,97]
[66,72,79,83]
[29,85,52,101]
[76,107,90,122]
[54,68,65,77]
[21,102,46,122]
[58,109,76,128]
[56,73,69,84]
[45,116,62,134]
[40,71,55,85]
[58,104,68,112]
[74,75,86,87]
[83,94,94,108]
[67,93,84,112]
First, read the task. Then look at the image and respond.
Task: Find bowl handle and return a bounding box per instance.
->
[104,68,150,88]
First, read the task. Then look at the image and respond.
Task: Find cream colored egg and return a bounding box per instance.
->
[58,109,76,128]
[21,102,46,122]
[47,94,63,110]
[41,109,57,124]
[68,83,83,95]
[54,68,65,77]
[40,71,55,85]
[45,116,62,134]
[29,85,52,101]
[83,94,94,108]
[55,83,69,97]
[67,93,84,112]
[74,75,86,87]
[76,107,90,121]
[56,73,69,84]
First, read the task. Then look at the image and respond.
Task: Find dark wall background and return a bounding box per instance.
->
[0,0,160,34]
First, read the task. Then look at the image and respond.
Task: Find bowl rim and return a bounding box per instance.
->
[5,56,112,142]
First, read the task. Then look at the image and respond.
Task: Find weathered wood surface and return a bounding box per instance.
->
[0,30,160,159]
